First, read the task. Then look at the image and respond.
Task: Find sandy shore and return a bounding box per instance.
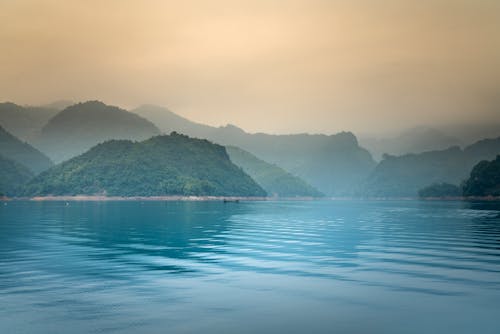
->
[1,195,499,201]
[26,195,271,201]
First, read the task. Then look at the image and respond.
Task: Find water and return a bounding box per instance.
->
[1,200,499,333]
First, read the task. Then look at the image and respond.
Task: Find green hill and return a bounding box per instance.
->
[133,105,376,195]
[23,133,267,197]
[0,125,53,174]
[463,155,500,197]
[0,155,34,196]
[364,137,500,197]
[37,101,160,163]
[226,146,323,197]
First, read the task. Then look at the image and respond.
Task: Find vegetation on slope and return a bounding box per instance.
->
[226,146,323,197]
[23,133,266,197]
[463,155,500,197]
[0,125,53,174]
[0,155,34,196]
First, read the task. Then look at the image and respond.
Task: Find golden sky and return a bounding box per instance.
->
[1,0,499,134]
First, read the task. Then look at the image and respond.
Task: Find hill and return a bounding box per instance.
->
[23,133,267,197]
[0,155,34,196]
[37,101,160,163]
[226,146,323,197]
[133,105,376,195]
[359,127,462,161]
[463,155,500,197]
[0,126,53,174]
[0,102,60,142]
[364,137,500,197]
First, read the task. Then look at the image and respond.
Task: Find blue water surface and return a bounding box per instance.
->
[1,200,499,333]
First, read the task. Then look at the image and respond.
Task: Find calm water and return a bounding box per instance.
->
[1,200,499,333]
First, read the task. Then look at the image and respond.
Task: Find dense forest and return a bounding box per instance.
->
[463,156,500,197]
[23,133,266,197]
[0,155,33,196]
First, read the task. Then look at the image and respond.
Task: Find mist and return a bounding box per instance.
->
[1,0,499,135]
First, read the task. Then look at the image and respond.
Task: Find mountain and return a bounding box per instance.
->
[0,125,53,174]
[132,104,216,138]
[41,100,74,111]
[364,137,500,197]
[463,155,500,197]
[0,102,60,142]
[226,146,323,197]
[360,123,500,161]
[359,127,463,161]
[133,105,376,195]
[23,133,267,197]
[0,155,34,196]
[37,101,161,163]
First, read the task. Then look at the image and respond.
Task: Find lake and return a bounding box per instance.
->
[1,200,499,333]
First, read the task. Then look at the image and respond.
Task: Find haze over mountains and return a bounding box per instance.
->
[36,101,160,163]
[364,138,500,197]
[1,100,499,198]
[226,146,323,198]
[134,105,376,196]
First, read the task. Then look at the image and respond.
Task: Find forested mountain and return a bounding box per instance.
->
[23,133,266,197]
[463,156,500,197]
[36,101,160,163]
[226,146,323,197]
[364,137,500,197]
[0,102,60,142]
[133,105,376,195]
[0,126,53,174]
[0,155,34,196]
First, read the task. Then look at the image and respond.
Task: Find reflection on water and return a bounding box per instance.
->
[1,200,499,333]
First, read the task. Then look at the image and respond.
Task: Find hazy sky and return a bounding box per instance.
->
[1,0,499,134]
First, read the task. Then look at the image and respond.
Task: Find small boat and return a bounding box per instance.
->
[223,199,239,203]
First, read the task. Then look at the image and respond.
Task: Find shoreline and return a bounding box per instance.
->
[1,195,499,202]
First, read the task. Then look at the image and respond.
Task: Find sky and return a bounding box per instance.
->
[0,0,499,135]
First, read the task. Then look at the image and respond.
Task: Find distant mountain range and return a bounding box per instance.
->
[1,100,499,198]
[364,137,500,197]
[226,146,323,197]
[23,133,266,197]
[359,124,500,161]
[0,102,60,142]
[133,105,376,195]
[359,127,463,161]
[35,101,160,163]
